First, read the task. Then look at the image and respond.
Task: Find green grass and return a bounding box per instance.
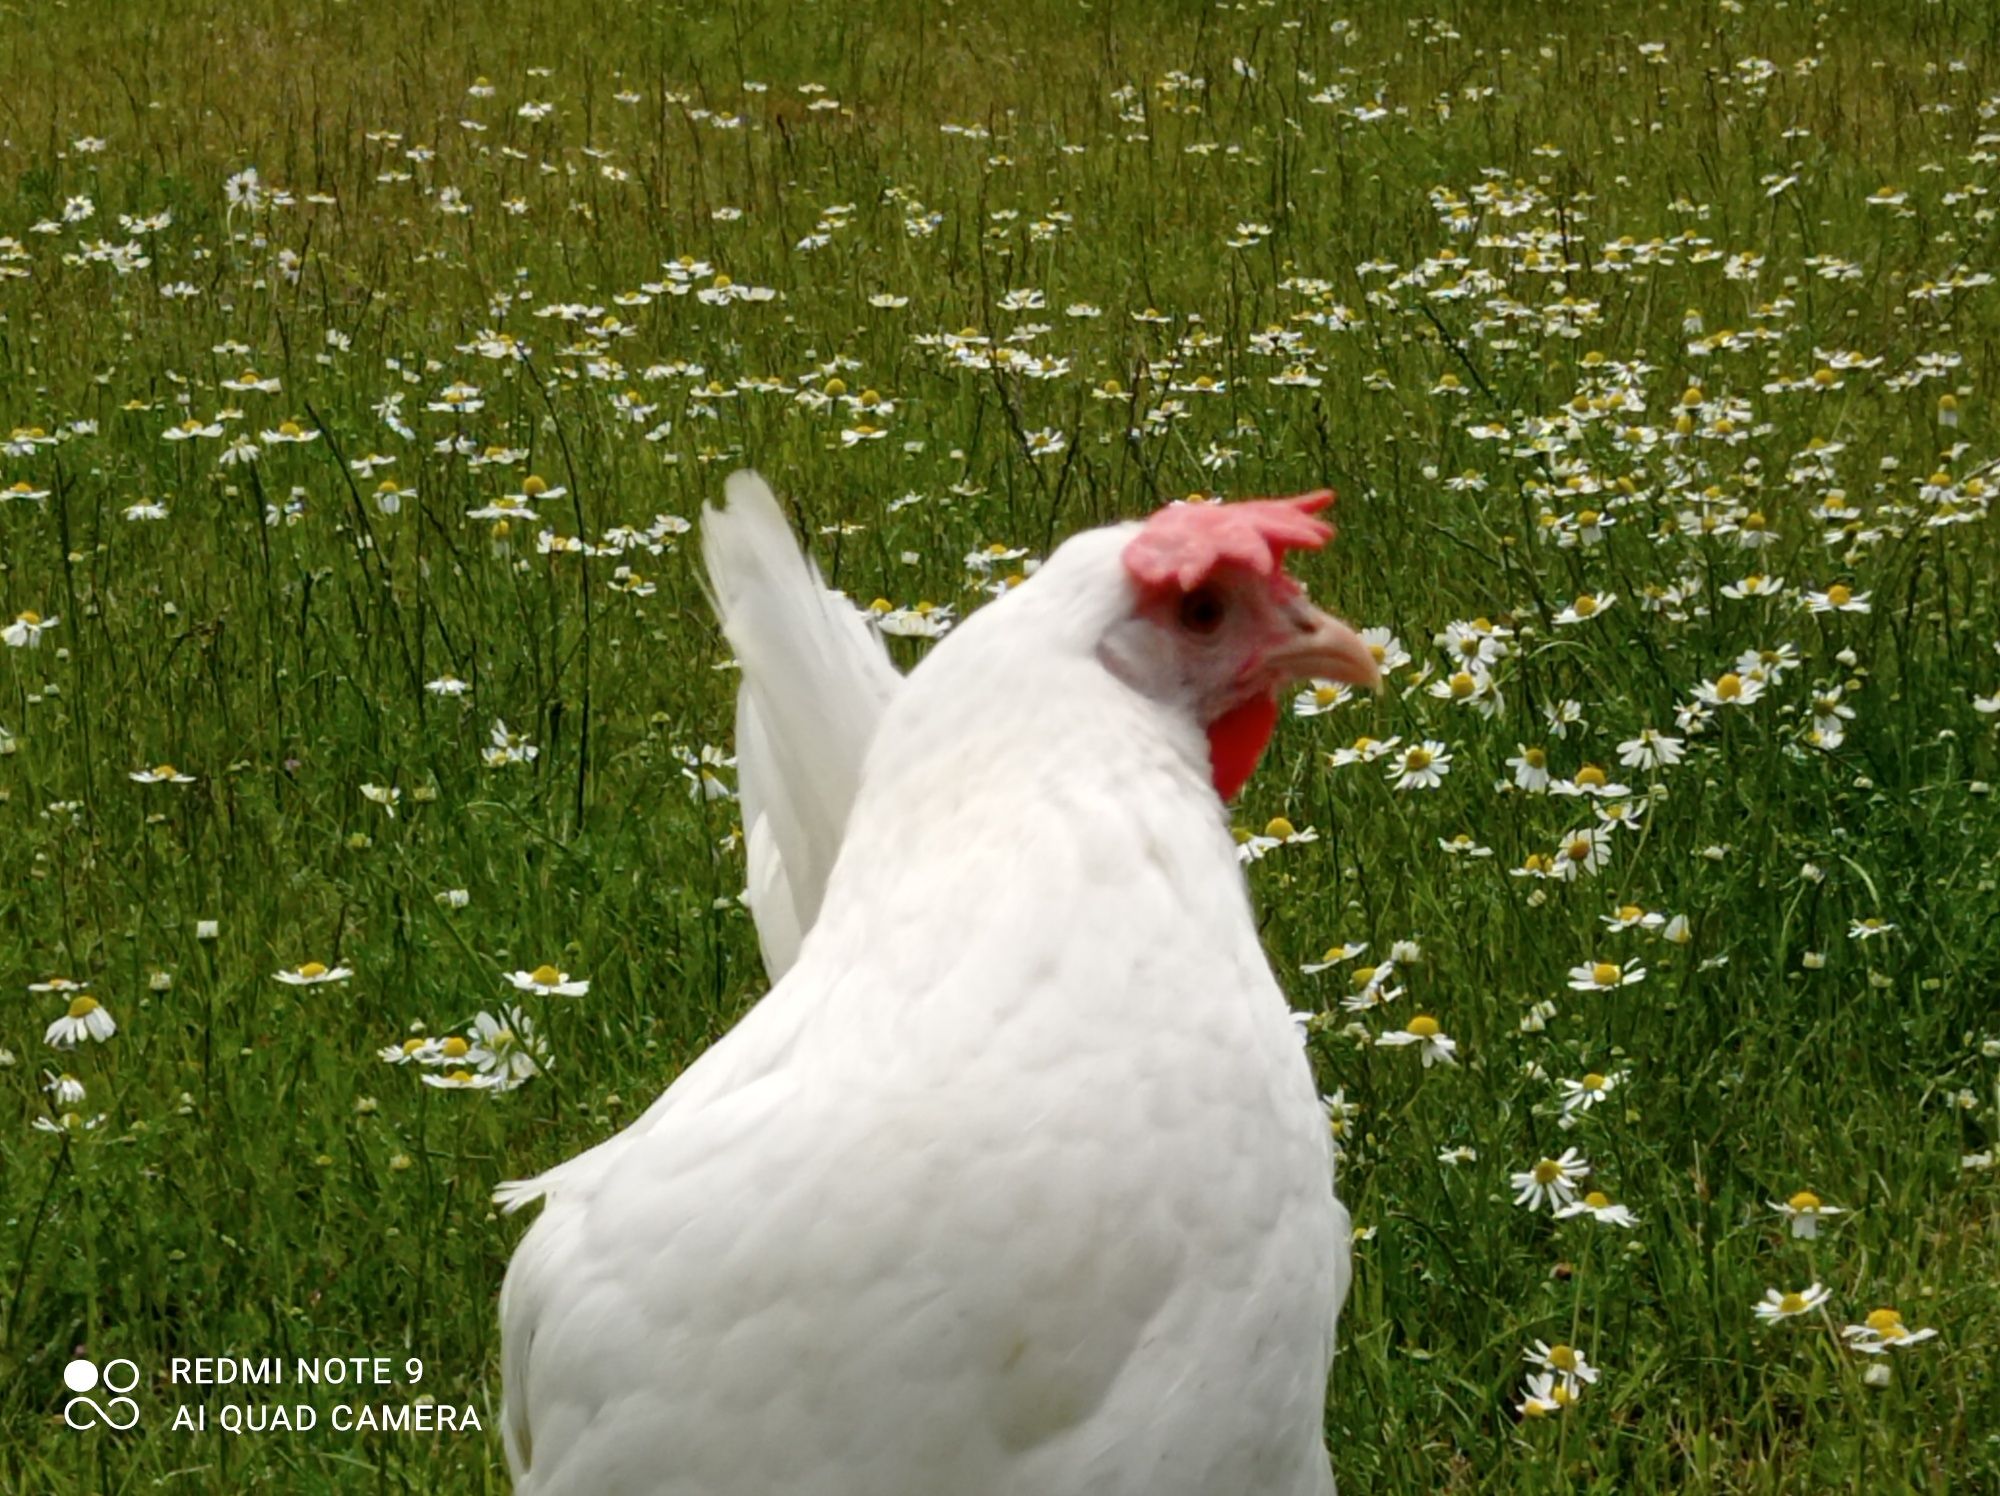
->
[3,0,1999,1489]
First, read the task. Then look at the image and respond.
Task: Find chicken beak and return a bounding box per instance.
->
[1263,599,1381,692]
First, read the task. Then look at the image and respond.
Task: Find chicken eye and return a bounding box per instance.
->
[1178,586,1228,635]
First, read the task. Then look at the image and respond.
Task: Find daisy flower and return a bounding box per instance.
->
[1720,573,1787,600]
[469,1007,546,1089]
[1358,627,1411,673]
[1771,1190,1843,1238]
[1557,1069,1624,1115]
[1512,1149,1590,1211]
[1804,583,1871,614]
[1375,1014,1457,1067]
[1555,1190,1640,1227]
[360,783,402,816]
[1291,680,1355,717]
[1550,764,1630,799]
[1754,1283,1831,1322]
[275,961,353,986]
[1617,728,1685,770]
[1543,698,1585,738]
[1338,961,1404,1012]
[3,610,58,648]
[507,964,590,997]
[1388,741,1451,791]
[1841,1308,1939,1354]
[1569,958,1645,992]
[1328,734,1400,768]
[1507,744,1552,793]
[1236,817,1319,863]
[423,1067,502,1091]
[1516,1372,1577,1418]
[1694,671,1764,707]
[484,719,540,767]
[1848,917,1895,941]
[1601,904,1664,932]
[1299,941,1366,976]
[1551,827,1613,880]
[1525,1341,1600,1388]
[129,763,195,784]
[45,995,117,1048]
[379,1036,444,1066]
[1552,592,1616,625]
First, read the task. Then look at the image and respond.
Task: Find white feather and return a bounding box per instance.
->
[700,470,900,980]
[499,513,1348,1495]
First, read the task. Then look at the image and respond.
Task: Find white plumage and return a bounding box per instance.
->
[699,471,901,979]
[498,474,1371,1495]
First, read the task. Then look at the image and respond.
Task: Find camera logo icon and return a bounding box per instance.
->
[63,1358,141,1431]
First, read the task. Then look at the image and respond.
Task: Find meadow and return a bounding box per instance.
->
[3,0,1998,1489]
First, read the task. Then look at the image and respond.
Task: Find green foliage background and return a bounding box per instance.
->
[2,0,1997,1489]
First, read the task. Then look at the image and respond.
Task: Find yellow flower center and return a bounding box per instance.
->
[1312,685,1339,706]
[1576,508,1600,527]
[1573,594,1597,616]
[1583,1191,1611,1209]
[1617,905,1642,922]
[154,765,177,779]
[1581,1072,1607,1091]
[529,964,562,986]
[1547,1344,1578,1371]
[1524,747,1546,768]
[1350,965,1378,989]
[1715,672,1743,700]
[1779,1292,1808,1314]
[1826,584,1852,607]
[401,1038,428,1056]
[1532,1159,1562,1185]
[824,377,847,397]
[1552,1383,1577,1407]
[1812,367,1836,386]
[1448,671,1475,698]
[445,1069,476,1085]
[298,961,327,979]
[1407,1015,1440,1039]
[19,610,41,626]
[1576,765,1607,789]
[523,475,548,496]
[1351,736,1376,753]
[1592,962,1620,986]
[1567,837,1593,862]
[1404,747,1433,771]
[278,420,303,437]
[1787,1190,1821,1212]
[441,1036,470,1059]
[67,996,99,1019]
[1864,1307,1904,1334]
[240,370,260,384]
[1264,817,1296,839]
[1366,641,1386,662]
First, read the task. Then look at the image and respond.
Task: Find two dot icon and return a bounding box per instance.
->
[63,1357,141,1430]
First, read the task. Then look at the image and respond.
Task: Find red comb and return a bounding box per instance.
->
[1123,490,1335,594]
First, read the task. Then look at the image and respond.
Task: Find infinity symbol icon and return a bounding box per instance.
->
[62,1358,140,1430]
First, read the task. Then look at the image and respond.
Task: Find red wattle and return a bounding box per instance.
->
[1206,693,1279,801]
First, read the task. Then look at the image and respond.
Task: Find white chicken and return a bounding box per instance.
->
[497,471,1379,1495]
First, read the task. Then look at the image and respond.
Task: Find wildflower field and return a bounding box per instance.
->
[4,0,2000,1488]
